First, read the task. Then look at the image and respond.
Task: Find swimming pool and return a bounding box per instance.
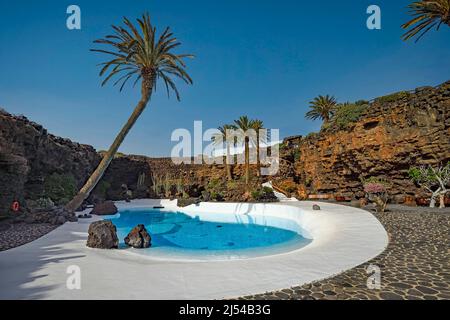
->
[108,208,312,260]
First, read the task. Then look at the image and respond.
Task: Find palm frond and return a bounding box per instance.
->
[402,0,450,42]
[91,12,194,99]
[305,95,337,122]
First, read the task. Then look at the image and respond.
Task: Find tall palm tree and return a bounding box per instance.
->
[402,0,450,42]
[212,124,236,181]
[234,116,252,185]
[305,95,337,125]
[65,13,193,212]
[250,119,266,177]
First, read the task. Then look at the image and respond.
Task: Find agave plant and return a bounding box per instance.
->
[305,95,337,125]
[250,119,267,177]
[66,13,193,212]
[402,0,450,42]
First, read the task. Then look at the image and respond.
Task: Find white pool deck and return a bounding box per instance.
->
[0,199,388,300]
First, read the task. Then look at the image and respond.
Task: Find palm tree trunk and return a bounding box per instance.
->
[256,131,261,177]
[65,82,153,212]
[233,139,238,176]
[245,137,249,185]
[226,143,232,181]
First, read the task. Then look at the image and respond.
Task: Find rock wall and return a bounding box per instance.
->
[1,80,449,211]
[281,81,450,201]
[94,156,152,201]
[0,109,100,212]
[133,157,231,198]
[0,110,154,211]
[0,110,226,211]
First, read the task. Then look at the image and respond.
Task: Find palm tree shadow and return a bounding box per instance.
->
[0,231,86,300]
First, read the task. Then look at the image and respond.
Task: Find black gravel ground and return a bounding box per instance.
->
[0,222,57,252]
[241,205,450,300]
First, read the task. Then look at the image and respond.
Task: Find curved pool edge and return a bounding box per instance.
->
[112,200,389,298]
[112,200,388,265]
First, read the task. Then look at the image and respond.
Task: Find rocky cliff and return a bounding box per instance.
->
[0,110,153,212]
[0,109,230,213]
[0,109,100,212]
[276,81,450,202]
[1,80,449,212]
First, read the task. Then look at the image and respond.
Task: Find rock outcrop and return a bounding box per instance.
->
[86,220,119,249]
[0,109,153,214]
[1,80,449,210]
[23,206,78,225]
[124,224,152,248]
[0,109,100,213]
[93,156,152,201]
[276,81,450,202]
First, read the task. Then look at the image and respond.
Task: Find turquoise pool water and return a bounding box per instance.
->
[108,209,311,259]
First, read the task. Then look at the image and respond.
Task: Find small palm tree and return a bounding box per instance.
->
[234,116,253,185]
[66,13,193,212]
[212,125,237,181]
[305,95,337,125]
[402,0,450,42]
[250,119,266,177]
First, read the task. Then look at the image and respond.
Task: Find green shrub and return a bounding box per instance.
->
[207,178,221,191]
[251,186,276,201]
[251,189,263,199]
[226,180,238,189]
[293,149,301,162]
[210,191,224,201]
[321,122,331,131]
[355,99,369,105]
[375,91,410,104]
[305,132,320,140]
[163,174,171,194]
[362,176,391,186]
[305,177,313,187]
[175,179,183,194]
[408,162,450,208]
[43,173,77,203]
[278,143,287,151]
[332,102,368,130]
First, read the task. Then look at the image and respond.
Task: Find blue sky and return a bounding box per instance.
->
[1,0,449,157]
